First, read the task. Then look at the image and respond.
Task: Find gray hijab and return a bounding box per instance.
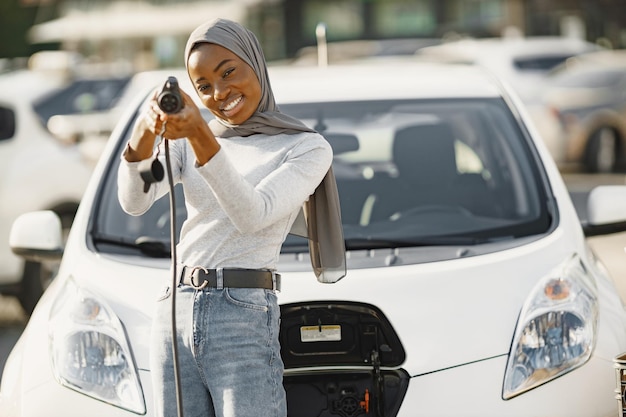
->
[184,18,315,138]
[185,18,346,283]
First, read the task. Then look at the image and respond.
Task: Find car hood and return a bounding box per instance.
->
[277,234,577,376]
[70,228,576,376]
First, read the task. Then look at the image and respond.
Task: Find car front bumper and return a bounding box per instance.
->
[1,354,619,417]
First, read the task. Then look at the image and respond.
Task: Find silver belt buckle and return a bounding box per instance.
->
[190,266,209,290]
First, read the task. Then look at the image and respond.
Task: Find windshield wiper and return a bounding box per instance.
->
[92,234,171,258]
[344,236,492,250]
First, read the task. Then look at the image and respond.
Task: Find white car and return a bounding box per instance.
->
[4,60,626,416]
[0,69,93,314]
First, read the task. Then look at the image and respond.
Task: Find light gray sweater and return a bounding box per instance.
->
[118,131,332,270]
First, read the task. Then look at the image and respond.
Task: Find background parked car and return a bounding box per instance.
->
[289,37,442,65]
[4,60,626,416]
[0,66,131,314]
[415,36,602,102]
[37,74,131,146]
[540,50,626,173]
[415,36,603,166]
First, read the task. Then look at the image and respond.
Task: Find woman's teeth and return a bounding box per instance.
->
[224,96,242,111]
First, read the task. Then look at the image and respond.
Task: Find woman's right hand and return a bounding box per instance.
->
[125,87,220,166]
[158,89,221,166]
[124,90,162,162]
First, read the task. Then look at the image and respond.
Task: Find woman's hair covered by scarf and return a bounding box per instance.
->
[183,18,346,283]
[184,18,315,138]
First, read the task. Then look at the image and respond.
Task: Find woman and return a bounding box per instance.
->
[117,18,334,417]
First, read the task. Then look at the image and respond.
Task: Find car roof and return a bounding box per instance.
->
[122,60,504,110]
[544,50,626,84]
[418,36,601,61]
[558,49,626,69]
[0,70,67,102]
[269,60,503,102]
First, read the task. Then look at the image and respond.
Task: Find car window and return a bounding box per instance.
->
[0,105,15,141]
[91,98,551,260]
[513,55,576,72]
[33,77,131,125]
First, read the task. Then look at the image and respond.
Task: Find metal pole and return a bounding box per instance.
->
[316,22,328,67]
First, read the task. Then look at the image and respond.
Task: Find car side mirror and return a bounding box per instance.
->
[10,210,64,261]
[583,185,626,236]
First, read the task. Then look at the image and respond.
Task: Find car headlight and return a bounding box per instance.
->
[502,254,598,400]
[48,278,146,414]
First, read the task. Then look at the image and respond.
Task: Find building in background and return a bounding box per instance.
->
[18,0,626,70]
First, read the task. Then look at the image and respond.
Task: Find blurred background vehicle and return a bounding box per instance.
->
[415,36,602,103]
[415,36,603,167]
[288,37,442,65]
[0,54,132,314]
[37,74,131,146]
[539,50,626,173]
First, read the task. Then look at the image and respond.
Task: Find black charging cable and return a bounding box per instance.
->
[163,138,184,417]
[144,132,184,417]
[139,76,185,417]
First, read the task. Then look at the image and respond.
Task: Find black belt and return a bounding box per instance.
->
[180,267,280,291]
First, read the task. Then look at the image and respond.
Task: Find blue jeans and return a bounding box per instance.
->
[150,282,286,417]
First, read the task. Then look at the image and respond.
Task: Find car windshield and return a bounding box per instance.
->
[91,97,551,259]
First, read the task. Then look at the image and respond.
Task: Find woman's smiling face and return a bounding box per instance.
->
[187,43,262,125]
